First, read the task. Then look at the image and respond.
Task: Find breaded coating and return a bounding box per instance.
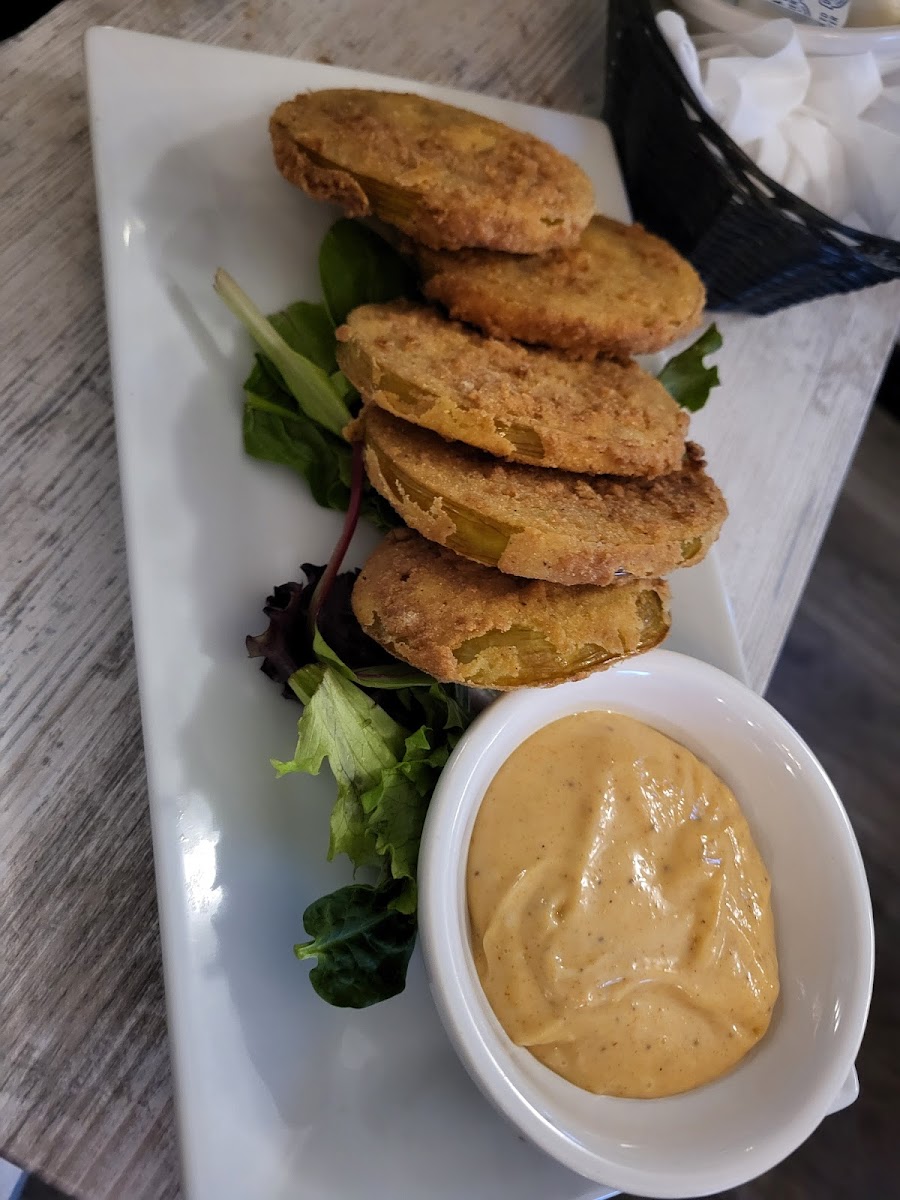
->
[353,407,727,587]
[417,215,706,357]
[269,90,594,252]
[336,301,687,478]
[352,530,671,689]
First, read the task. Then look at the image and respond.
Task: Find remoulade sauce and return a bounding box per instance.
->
[466,711,779,1098]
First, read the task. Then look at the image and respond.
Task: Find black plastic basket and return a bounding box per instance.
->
[603,0,900,314]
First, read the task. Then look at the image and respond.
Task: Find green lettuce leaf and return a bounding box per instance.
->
[295,881,417,1008]
[274,666,408,868]
[319,218,416,327]
[657,324,723,413]
[272,658,472,1001]
[392,681,471,744]
[362,726,452,913]
[286,663,324,706]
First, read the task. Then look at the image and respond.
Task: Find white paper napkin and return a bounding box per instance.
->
[658,10,900,237]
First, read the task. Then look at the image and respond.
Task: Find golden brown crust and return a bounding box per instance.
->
[354,407,727,587]
[269,90,594,252]
[352,530,671,689]
[270,125,371,217]
[417,215,706,357]
[336,301,687,478]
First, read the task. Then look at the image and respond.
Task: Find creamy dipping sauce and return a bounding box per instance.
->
[467,711,779,1098]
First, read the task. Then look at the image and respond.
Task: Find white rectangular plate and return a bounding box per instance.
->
[86,27,746,1200]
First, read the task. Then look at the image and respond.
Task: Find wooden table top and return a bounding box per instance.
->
[1,1,898,1196]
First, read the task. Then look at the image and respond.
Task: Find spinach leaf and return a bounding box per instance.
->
[319,219,416,326]
[269,300,338,373]
[330,369,358,403]
[361,487,403,533]
[312,628,432,689]
[295,881,417,1008]
[216,268,352,435]
[243,355,352,511]
[218,239,405,530]
[657,324,723,413]
[242,352,397,529]
[362,489,400,532]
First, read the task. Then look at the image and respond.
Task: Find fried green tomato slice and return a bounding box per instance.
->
[352,529,671,690]
[336,301,687,478]
[352,406,727,587]
[416,215,706,357]
[269,90,594,253]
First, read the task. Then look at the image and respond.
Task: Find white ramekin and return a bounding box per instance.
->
[418,649,874,1198]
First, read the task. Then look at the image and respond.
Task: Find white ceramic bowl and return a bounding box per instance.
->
[418,649,874,1198]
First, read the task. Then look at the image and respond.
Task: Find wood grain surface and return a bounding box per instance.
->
[0,1,897,1197]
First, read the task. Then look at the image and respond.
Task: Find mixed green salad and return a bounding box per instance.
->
[215,219,722,1008]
